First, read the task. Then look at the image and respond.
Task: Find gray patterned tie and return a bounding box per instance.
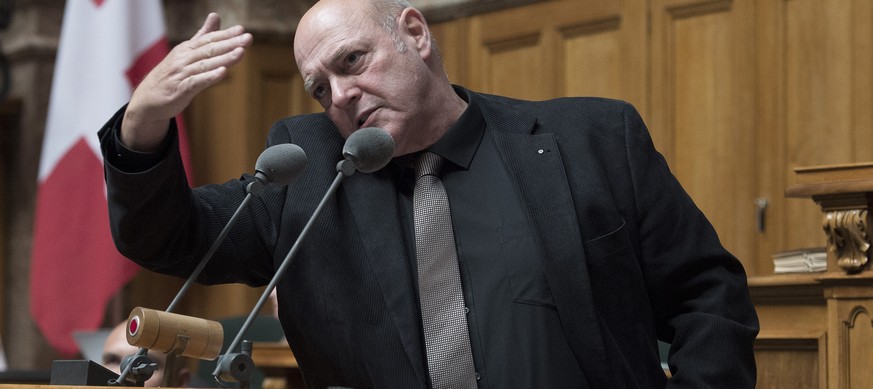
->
[413,152,478,389]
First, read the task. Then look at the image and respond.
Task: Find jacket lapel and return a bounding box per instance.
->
[477,93,613,387]
[341,171,427,384]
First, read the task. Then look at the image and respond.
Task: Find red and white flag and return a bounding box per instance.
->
[31,0,191,356]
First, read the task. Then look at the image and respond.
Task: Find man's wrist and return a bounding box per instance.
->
[107,110,174,173]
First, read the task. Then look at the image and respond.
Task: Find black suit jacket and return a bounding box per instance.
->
[100,88,759,388]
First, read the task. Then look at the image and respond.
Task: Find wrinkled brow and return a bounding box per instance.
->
[302,44,356,94]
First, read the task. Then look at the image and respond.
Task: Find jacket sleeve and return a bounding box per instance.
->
[620,103,759,388]
[98,105,281,286]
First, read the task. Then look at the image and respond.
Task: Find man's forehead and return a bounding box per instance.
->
[295,3,371,56]
[295,11,385,70]
[295,26,358,70]
[300,0,371,32]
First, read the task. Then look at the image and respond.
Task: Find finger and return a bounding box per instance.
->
[186,46,247,78]
[190,29,252,65]
[180,66,229,97]
[192,12,221,39]
[196,25,249,49]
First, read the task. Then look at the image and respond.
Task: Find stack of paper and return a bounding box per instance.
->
[773,248,828,273]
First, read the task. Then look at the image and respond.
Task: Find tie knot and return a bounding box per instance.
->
[414,151,443,179]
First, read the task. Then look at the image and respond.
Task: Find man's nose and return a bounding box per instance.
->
[331,77,361,108]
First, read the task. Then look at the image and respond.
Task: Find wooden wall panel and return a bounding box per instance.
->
[188,44,317,186]
[842,307,873,388]
[651,0,759,273]
[756,0,873,273]
[755,0,791,277]
[467,0,646,109]
[750,276,828,388]
[851,0,873,162]
[248,46,296,155]
[430,18,471,86]
[560,6,648,115]
[482,34,555,101]
[826,295,873,389]
[186,68,251,187]
[755,333,825,389]
[562,20,625,99]
[783,0,851,252]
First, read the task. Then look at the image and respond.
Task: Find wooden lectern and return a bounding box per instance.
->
[751,162,873,389]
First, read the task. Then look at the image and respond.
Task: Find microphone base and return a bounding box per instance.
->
[49,359,136,386]
[214,351,255,385]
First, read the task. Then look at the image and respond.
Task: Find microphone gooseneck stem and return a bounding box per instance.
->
[213,166,349,380]
[166,183,260,313]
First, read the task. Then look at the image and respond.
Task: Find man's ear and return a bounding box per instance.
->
[398,7,431,59]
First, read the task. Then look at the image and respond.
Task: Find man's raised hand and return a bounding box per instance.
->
[121,13,253,152]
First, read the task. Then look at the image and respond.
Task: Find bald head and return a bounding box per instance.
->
[295,0,410,60]
[300,0,411,29]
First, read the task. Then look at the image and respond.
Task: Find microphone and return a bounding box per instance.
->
[213,127,394,384]
[341,127,395,173]
[126,307,224,360]
[247,143,308,196]
[255,143,308,186]
[112,143,307,386]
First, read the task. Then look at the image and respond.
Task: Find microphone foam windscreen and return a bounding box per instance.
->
[342,127,395,173]
[126,307,224,361]
[255,143,307,186]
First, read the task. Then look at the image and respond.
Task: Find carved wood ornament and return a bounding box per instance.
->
[823,210,871,273]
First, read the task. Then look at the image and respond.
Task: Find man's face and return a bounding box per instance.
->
[294,1,433,155]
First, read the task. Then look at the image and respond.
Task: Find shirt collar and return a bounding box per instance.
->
[428,86,485,171]
[389,86,485,186]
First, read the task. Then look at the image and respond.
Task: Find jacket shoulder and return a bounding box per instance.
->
[474,91,640,134]
[266,112,338,145]
[478,91,634,114]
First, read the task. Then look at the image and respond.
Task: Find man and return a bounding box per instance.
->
[99,0,759,387]
[101,322,190,387]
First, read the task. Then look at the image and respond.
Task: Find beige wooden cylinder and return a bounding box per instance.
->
[126,307,224,360]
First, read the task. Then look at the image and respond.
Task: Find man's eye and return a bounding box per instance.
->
[313,85,327,99]
[346,52,361,66]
